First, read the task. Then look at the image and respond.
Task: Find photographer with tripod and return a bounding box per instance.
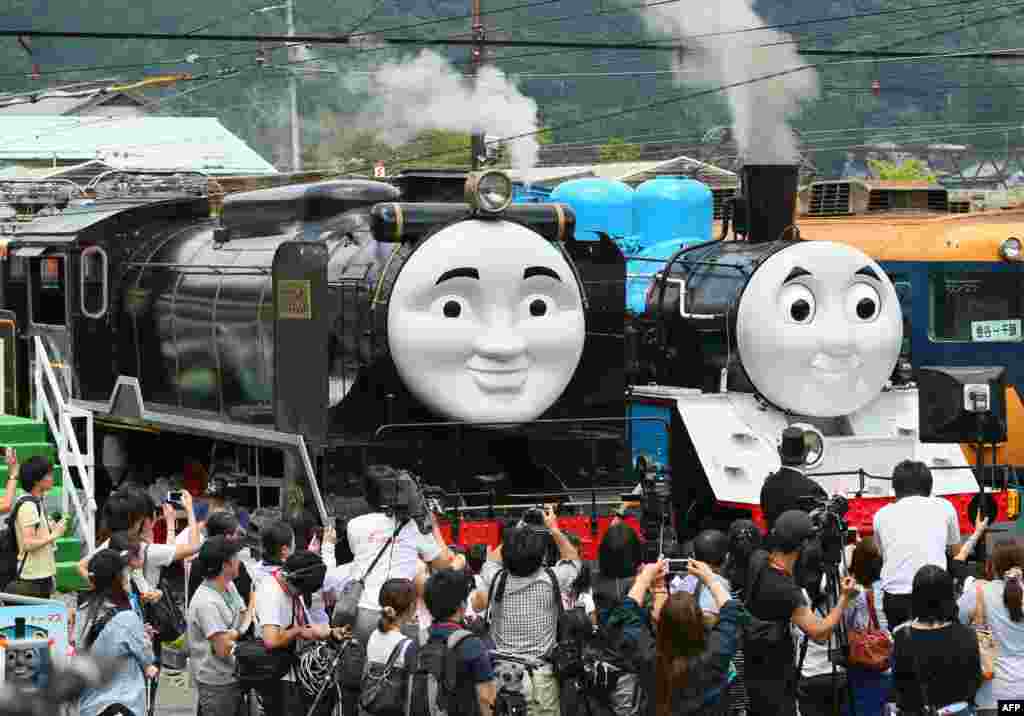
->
[744,511,858,716]
[346,466,454,645]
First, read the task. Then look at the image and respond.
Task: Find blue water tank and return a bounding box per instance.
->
[633,177,713,251]
[550,178,633,240]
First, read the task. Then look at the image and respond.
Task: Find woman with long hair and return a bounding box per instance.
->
[361,578,418,716]
[843,537,891,716]
[892,565,981,715]
[645,559,742,716]
[77,549,158,716]
[958,538,1024,715]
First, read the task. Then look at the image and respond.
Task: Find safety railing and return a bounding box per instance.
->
[32,336,96,554]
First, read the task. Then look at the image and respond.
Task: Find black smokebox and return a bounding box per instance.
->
[741,164,799,243]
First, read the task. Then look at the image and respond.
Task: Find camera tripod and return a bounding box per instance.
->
[796,556,859,716]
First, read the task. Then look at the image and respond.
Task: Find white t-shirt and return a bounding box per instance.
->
[255,572,309,682]
[85,539,176,592]
[873,496,961,595]
[346,514,442,610]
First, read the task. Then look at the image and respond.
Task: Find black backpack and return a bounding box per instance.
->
[411,629,478,716]
[0,496,41,588]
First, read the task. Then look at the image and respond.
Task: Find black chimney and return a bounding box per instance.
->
[741,164,799,243]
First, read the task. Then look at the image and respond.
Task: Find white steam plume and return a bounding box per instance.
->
[643,4,818,163]
[343,50,540,170]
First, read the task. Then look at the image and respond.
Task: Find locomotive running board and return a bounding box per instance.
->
[70,376,330,525]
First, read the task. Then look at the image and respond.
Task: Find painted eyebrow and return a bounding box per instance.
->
[435,267,479,285]
[783,267,812,284]
[523,266,562,282]
[855,265,881,281]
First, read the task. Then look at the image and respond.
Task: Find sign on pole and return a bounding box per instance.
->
[373,162,386,179]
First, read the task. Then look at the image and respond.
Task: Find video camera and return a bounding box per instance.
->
[799,494,849,563]
[365,465,442,535]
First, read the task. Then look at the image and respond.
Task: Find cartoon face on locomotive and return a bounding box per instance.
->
[12,170,625,494]
[635,165,904,421]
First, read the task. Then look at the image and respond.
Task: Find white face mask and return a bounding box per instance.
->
[387,220,586,425]
[736,241,902,418]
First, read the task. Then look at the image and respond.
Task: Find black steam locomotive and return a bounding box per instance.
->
[0,170,628,537]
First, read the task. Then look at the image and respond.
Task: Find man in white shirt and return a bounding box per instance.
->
[345,466,452,644]
[254,550,340,716]
[872,460,962,630]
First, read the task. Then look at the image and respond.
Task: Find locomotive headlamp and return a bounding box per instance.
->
[1000,237,1022,262]
[465,170,513,215]
[788,423,826,469]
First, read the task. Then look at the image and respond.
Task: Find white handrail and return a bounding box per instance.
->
[33,336,96,555]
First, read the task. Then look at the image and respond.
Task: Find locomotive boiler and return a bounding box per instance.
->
[626,164,980,537]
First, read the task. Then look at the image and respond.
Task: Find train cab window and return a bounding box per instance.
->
[929,270,1023,342]
[80,246,108,319]
[31,256,66,326]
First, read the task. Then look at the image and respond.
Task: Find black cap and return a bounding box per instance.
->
[88,549,128,587]
[780,427,808,466]
[773,510,815,550]
[283,550,326,595]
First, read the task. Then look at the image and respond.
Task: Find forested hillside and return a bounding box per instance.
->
[1,0,1021,175]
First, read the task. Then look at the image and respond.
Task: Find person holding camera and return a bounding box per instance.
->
[9,455,66,598]
[743,511,858,716]
[347,466,453,645]
[474,505,581,716]
[759,428,828,532]
[187,535,253,716]
[873,461,962,630]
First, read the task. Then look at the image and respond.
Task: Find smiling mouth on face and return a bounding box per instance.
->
[810,353,863,382]
[466,359,529,393]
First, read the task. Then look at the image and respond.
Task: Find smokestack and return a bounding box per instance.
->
[741,164,799,244]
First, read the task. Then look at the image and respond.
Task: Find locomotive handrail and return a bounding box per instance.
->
[122,261,271,276]
[373,415,669,439]
[33,336,96,554]
[812,463,1016,499]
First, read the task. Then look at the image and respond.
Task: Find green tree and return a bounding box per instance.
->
[599,137,642,163]
[867,158,937,182]
[396,129,474,170]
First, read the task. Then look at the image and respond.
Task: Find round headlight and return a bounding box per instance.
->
[465,170,513,214]
[1000,237,1022,261]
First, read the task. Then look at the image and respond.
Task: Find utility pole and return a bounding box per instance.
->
[470,0,485,170]
[286,0,301,172]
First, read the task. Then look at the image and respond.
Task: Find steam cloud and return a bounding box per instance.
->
[344,50,541,169]
[643,3,818,163]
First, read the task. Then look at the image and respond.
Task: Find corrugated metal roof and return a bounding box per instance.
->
[515,155,737,188]
[0,116,277,176]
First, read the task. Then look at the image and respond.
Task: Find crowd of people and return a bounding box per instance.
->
[4,446,1024,716]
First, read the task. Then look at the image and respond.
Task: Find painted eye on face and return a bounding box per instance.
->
[779,283,816,324]
[432,295,470,319]
[847,282,881,322]
[523,294,556,318]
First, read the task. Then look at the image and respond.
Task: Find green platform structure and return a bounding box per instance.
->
[0,414,88,593]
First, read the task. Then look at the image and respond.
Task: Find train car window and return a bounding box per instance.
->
[929,270,1022,342]
[8,256,26,281]
[31,256,66,326]
[889,274,913,360]
[80,246,108,319]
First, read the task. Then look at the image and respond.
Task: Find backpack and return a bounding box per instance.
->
[411,629,478,716]
[0,496,41,588]
[82,605,128,651]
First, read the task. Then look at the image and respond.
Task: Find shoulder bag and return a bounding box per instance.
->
[360,638,414,715]
[142,545,186,644]
[236,574,301,683]
[1,496,42,590]
[333,521,404,627]
[743,561,790,649]
[847,589,893,672]
[971,580,997,681]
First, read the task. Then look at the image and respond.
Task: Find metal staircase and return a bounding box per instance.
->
[31,335,96,592]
